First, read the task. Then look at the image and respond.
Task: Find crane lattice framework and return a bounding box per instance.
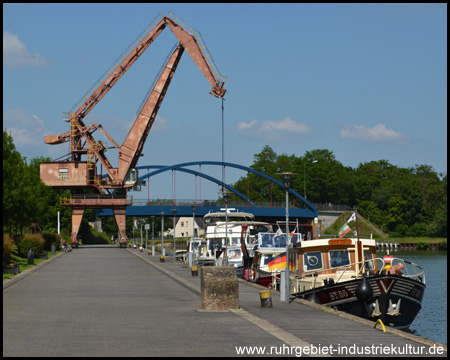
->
[39,13,226,247]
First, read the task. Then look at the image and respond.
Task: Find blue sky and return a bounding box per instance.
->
[3,3,447,201]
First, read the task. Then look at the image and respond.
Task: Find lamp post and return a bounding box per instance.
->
[222,189,232,266]
[145,221,149,251]
[276,172,298,304]
[160,212,165,257]
[172,208,177,256]
[151,216,155,256]
[140,218,144,249]
[189,203,196,268]
[191,203,196,240]
[304,159,318,200]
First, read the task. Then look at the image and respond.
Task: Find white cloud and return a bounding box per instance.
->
[3,31,50,68]
[4,108,46,147]
[237,117,311,141]
[340,123,410,144]
[152,115,169,132]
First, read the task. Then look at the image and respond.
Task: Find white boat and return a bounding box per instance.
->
[197,209,271,267]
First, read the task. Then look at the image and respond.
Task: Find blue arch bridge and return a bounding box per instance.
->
[100,161,319,231]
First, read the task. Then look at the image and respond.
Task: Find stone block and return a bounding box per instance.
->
[200,266,239,310]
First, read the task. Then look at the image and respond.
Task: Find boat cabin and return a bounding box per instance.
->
[290,238,378,293]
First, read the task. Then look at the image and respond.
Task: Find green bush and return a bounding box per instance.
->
[17,234,45,258]
[416,241,430,250]
[407,223,428,237]
[42,232,62,251]
[3,235,15,266]
[438,240,447,250]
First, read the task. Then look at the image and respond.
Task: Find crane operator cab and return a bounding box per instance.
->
[124,168,138,186]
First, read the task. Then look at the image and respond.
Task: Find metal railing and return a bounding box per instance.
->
[131,198,349,211]
[292,256,425,293]
[60,195,133,206]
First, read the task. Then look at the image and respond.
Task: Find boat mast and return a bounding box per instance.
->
[355,209,363,276]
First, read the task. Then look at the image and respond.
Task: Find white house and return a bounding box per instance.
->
[168,216,204,238]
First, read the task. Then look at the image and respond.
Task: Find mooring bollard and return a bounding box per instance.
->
[148,250,152,256]
[191,265,198,276]
[160,255,165,263]
[260,289,273,308]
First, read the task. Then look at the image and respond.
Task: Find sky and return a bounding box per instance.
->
[3,3,447,202]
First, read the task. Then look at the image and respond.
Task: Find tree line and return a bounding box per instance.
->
[4,131,72,237]
[3,132,447,239]
[231,146,447,238]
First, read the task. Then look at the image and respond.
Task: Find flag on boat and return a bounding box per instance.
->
[268,254,294,271]
[338,222,351,238]
[347,212,356,223]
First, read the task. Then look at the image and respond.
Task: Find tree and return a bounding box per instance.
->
[3,131,27,234]
[3,131,72,236]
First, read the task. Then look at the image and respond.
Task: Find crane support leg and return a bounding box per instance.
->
[113,207,128,248]
[71,208,85,248]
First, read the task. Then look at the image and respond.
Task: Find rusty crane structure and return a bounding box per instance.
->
[40,13,226,247]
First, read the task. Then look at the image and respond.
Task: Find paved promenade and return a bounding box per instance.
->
[3,245,447,357]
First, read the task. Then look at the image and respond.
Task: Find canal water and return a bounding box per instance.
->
[379,249,447,345]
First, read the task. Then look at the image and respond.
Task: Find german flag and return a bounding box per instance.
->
[268,254,294,271]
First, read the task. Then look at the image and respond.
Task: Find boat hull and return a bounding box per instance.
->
[292,274,425,330]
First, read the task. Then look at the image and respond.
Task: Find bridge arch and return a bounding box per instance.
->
[136,161,316,214]
[136,165,255,206]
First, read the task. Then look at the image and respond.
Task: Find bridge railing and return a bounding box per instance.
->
[131,199,349,212]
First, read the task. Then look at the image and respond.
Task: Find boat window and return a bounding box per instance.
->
[227,248,241,258]
[259,233,274,247]
[274,234,287,247]
[363,251,375,270]
[329,250,350,268]
[303,251,323,271]
[191,241,206,250]
[230,237,240,245]
[258,232,288,248]
[291,233,302,244]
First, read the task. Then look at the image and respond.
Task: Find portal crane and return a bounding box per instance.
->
[40,13,226,247]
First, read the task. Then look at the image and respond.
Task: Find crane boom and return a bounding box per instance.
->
[43,13,226,190]
[118,45,184,182]
[73,16,167,122]
[165,17,226,98]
